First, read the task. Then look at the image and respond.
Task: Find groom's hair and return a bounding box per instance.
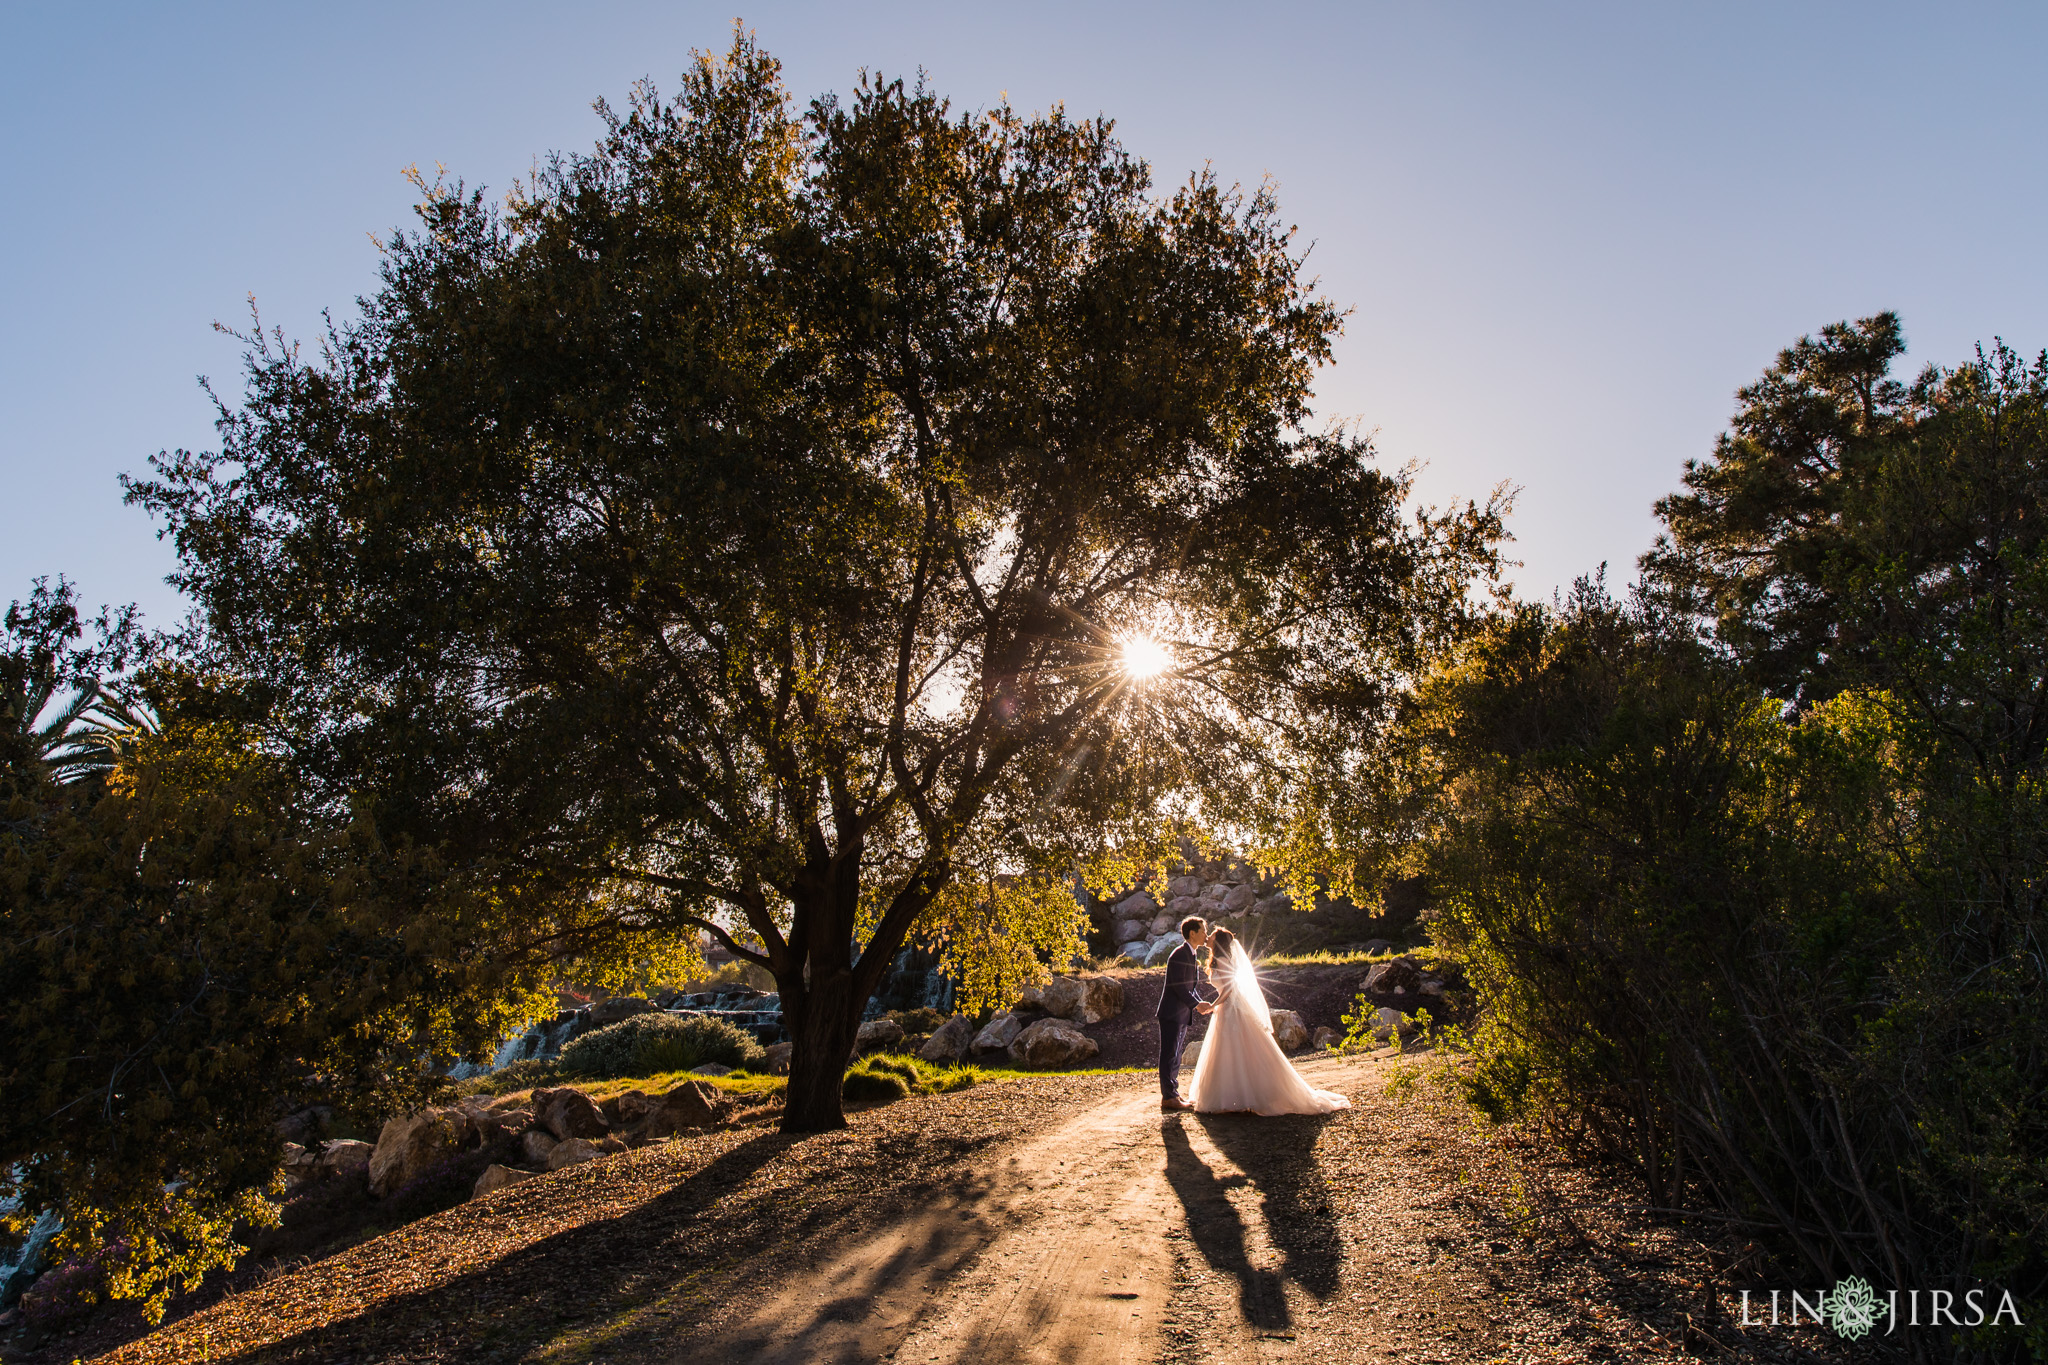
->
[1180,915,1206,938]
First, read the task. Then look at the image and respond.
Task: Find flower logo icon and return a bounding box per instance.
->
[1828,1277,1880,1340]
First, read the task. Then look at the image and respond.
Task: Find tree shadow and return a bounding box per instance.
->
[1162,1111,1343,1333]
[199,1129,900,1363]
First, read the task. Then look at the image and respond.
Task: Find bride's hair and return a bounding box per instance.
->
[1207,927,1236,961]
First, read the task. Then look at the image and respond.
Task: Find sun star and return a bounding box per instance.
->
[1120,633,1172,680]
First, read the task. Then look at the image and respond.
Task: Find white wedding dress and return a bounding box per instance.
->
[1188,942,1352,1116]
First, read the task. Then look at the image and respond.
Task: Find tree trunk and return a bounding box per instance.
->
[779,964,862,1132]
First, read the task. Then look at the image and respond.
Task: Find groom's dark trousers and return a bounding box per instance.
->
[1156,942,1210,1102]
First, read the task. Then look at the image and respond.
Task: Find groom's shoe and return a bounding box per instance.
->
[1160,1097,1195,1112]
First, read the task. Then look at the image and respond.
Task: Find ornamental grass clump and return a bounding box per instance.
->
[842,1054,978,1103]
[558,1013,765,1080]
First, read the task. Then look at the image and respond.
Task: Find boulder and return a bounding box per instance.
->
[1363,958,1425,997]
[280,1142,318,1190]
[369,1107,478,1197]
[1269,1009,1309,1052]
[600,1090,658,1129]
[919,1015,974,1063]
[1040,976,1086,1020]
[1007,1017,1101,1068]
[597,1135,629,1154]
[1113,918,1149,944]
[764,1042,793,1074]
[857,1018,905,1050]
[1073,974,1125,1024]
[691,1063,732,1076]
[533,1087,610,1142]
[1166,895,1201,918]
[1117,940,1150,962]
[275,1105,333,1146]
[1362,938,1396,956]
[474,1107,532,1143]
[547,1137,605,1171]
[1199,882,1231,905]
[588,995,658,1028]
[651,1079,724,1132]
[1120,890,1158,917]
[971,1012,1022,1054]
[1420,978,1446,996]
[522,1129,560,1165]
[1144,933,1186,967]
[1372,1006,1416,1044]
[472,1164,536,1199]
[1148,912,1175,936]
[1015,983,1046,1009]
[1254,892,1293,916]
[1311,1025,1341,1051]
[1222,883,1257,913]
[1168,875,1202,898]
[314,1139,375,1181]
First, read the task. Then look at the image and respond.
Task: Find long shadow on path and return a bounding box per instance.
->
[1162,1112,1343,1334]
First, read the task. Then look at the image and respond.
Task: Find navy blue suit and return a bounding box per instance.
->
[1156,942,1214,1101]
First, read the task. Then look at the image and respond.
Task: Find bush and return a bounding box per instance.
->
[885,1007,947,1035]
[842,1054,978,1103]
[1402,576,2048,1349]
[557,1012,765,1080]
[842,1065,911,1102]
[457,1057,560,1096]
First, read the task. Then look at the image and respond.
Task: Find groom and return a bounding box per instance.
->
[1156,916,1216,1113]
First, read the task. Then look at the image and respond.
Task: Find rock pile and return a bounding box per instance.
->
[332,1078,733,1206]
[965,971,1126,1066]
[1103,869,1295,965]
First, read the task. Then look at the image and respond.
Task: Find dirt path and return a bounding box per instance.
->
[675,1054,1391,1365]
[81,1051,1858,1364]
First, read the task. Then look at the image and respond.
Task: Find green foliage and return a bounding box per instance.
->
[1335,992,1383,1053]
[1396,320,2048,1355]
[842,1053,977,1102]
[841,1065,911,1103]
[885,1007,947,1035]
[557,1013,766,1080]
[0,648,558,1324]
[2,577,146,783]
[456,1058,563,1097]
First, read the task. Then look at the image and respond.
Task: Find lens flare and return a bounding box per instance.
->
[1120,633,1172,680]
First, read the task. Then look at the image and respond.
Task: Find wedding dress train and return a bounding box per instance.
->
[1188,941,1352,1116]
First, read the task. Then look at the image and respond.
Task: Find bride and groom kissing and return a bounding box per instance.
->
[1156,917,1351,1116]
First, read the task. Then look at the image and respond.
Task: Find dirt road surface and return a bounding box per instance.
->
[679,1054,1398,1365]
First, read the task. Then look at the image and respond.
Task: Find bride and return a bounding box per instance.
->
[1188,929,1352,1116]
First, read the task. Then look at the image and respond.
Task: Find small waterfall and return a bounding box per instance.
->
[0,1204,59,1309]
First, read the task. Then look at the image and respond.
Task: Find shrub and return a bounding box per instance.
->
[885,1007,947,1035]
[842,1054,978,1103]
[558,1012,765,1080]
[457,1057,560,1096]
[842,1065,911,1102]
[19,1240,127,1329]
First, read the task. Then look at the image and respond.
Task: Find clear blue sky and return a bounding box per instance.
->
[5,2,2044,631]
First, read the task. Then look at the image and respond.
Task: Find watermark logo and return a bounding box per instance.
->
[1827,1277,1879,1340]
[1739,1283,2023,1337]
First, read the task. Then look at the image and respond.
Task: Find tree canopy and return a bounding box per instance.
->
[1392,319,2048,1337]
[129,32,1505,1129]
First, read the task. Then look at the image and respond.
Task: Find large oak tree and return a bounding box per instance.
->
[133,33,1503,1129]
